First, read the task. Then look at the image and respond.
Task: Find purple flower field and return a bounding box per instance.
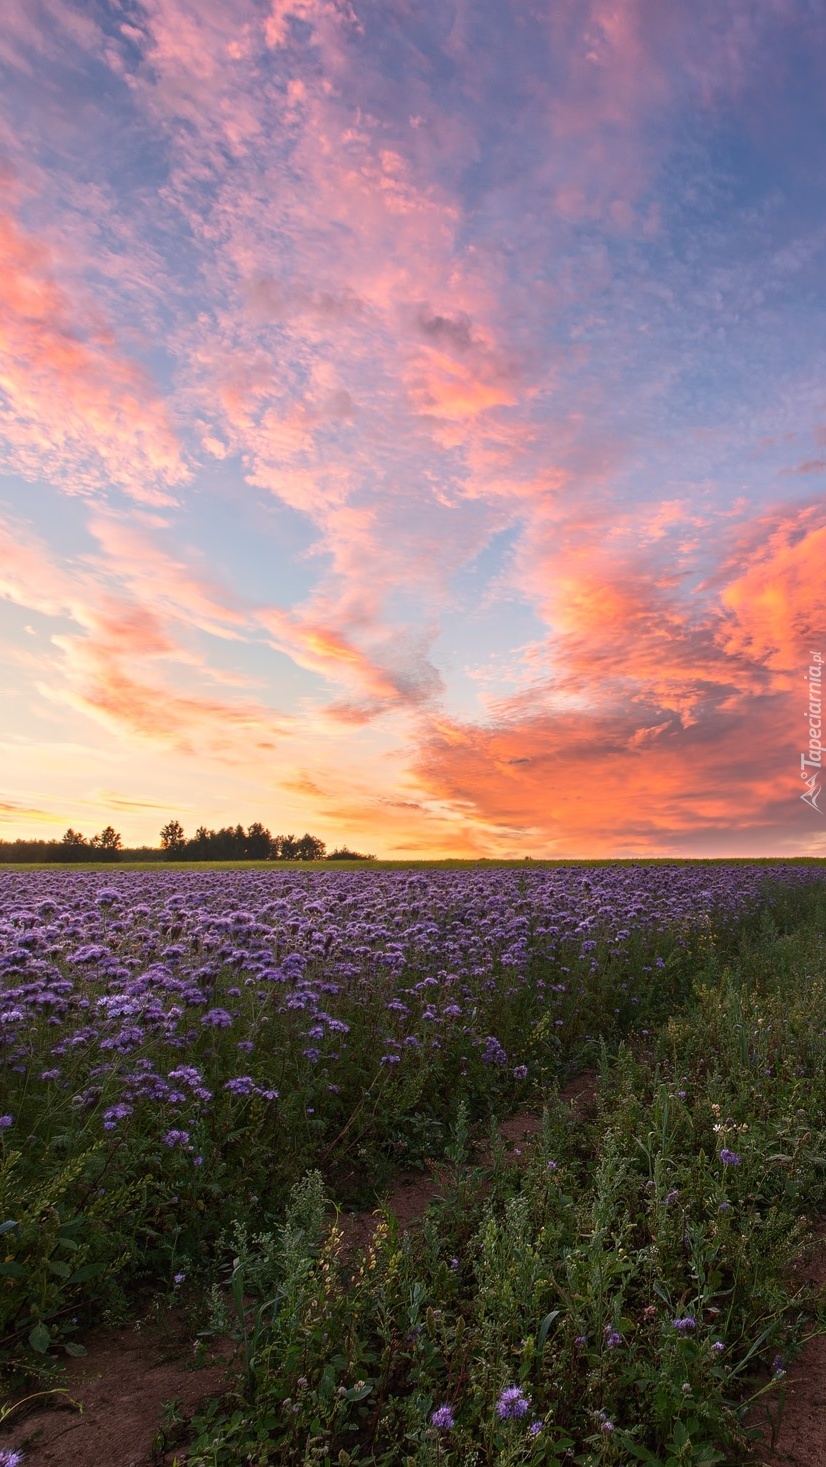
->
[3,862,826,1458]
[0,864,821,1159]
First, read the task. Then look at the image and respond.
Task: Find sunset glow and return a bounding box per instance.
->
[1,0,825,856]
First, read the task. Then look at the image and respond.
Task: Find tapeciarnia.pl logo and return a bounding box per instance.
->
[801,650,823,813]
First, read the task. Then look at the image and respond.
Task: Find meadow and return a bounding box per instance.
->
[2,861,826,1465]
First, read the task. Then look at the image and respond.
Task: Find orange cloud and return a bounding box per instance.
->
[718,513,826,672]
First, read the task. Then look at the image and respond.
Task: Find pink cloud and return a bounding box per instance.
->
[0,187,186,503]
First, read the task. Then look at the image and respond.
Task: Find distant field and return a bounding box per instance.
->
[2,854,825,871]
[2,861,826,1463]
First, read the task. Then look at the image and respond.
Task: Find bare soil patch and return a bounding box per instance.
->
[0,1317,231,1467]
[754,1228,826,1466]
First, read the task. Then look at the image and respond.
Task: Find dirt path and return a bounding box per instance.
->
[0,1319,231,1467]
[755,1230,826,1466]
[337,1070,598,1256]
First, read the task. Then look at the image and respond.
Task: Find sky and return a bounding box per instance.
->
[1,0,826,858]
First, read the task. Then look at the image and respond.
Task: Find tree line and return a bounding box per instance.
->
[0,822,374,864]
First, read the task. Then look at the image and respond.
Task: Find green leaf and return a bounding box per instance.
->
[63,1341,87,1357]
[48,1259,72,1279]
[0,1260,25,1277]
[29,1322,51,1354]
[344,1383,374,1402]
[69,1262,106,1284]
[538,1309,561,1350]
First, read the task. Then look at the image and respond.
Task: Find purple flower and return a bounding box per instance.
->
[430,1404,455,1430]
[173,1272,186,1286]
[496,1385,530,1419]
[664,1188,680,1204]
[719,1148,741,1166]
[482,1035,508,1067]
[672,1316,696,1332]
[163,1129,190,1147]
[513,1064,528,1080]
[0,1448,26,1466]
[201,1007,233,1028]
[0,1116,13,1129]
[224,1076,256,1095]
[529,1420,543,1435]
[603,1326,622,1348]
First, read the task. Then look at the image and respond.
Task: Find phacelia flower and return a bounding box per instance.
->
[163,1129,190,1147]
[430,1404,455,1430]
[496,1385,530,1419]
[672,1316,696,1332]
[719,1148,741,1166]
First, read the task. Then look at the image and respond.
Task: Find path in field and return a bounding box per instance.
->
[0,1317,230,1467]
[757,1228,826,1467]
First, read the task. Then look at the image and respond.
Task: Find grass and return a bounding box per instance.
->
[2,871,826,1463]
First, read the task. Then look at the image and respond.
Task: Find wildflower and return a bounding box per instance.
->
[224,1076,256,1095]
[201,1008,233,1028]
[430,1404,455,1430]
[163,1129,190,1147]
[719,1148,741,1166]
[0,1116,13,1129]
[711,1341,725,1353]
[513,1064,528,1079]
[380,1053,401,1064]
[529,1419,543,1435]
[496,1385,531,1419]
[595,1410,615,1434]
[603,1326,622,1347]
[672,1316,696,1332]
[664,1188,680,1204]
[0,1448,26,1466]
[173,1272,186,1286]
[546,1160,558,1171]
[772,1355,785,1378]
[574,1334,587,1346]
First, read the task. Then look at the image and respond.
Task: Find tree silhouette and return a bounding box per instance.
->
[90,826,123,850]
[160,820,186,855]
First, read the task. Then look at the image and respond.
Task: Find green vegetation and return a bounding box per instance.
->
[181,884,826,1464]
[2,871,826,1464]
